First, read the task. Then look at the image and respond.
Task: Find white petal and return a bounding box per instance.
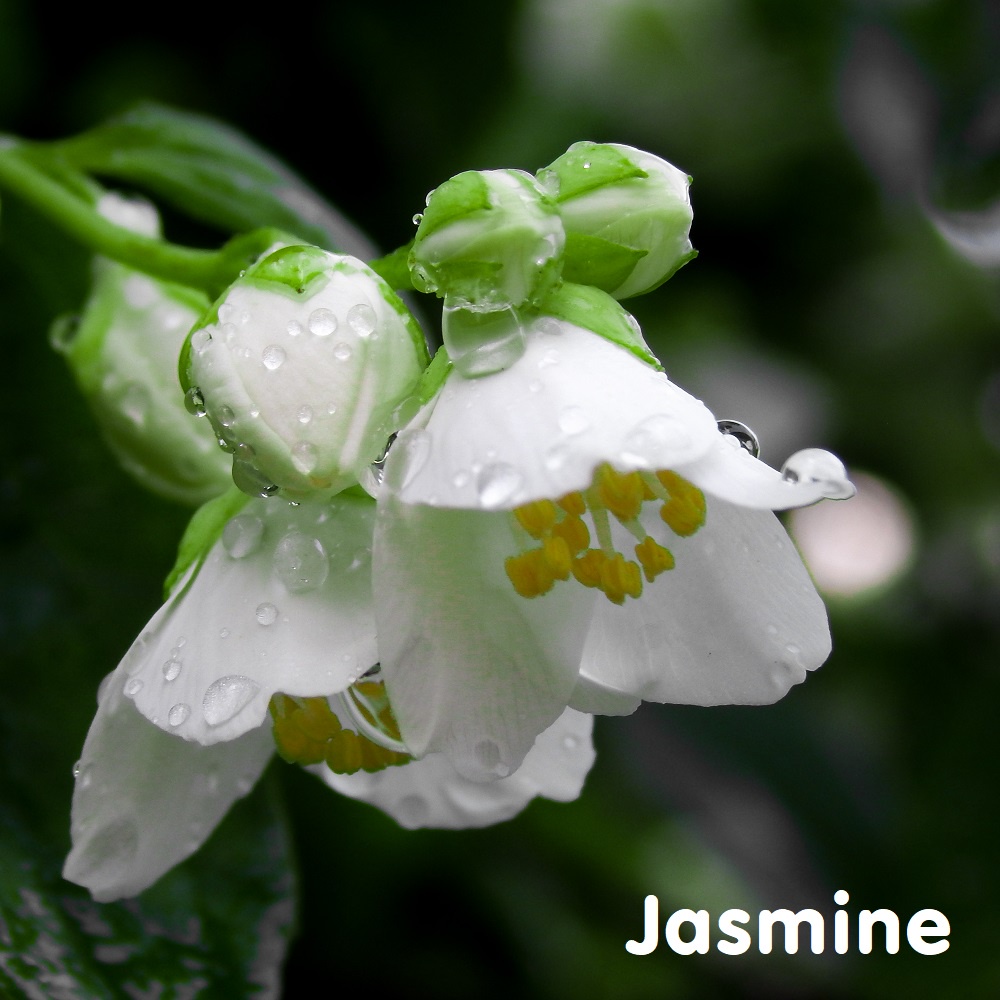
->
[385,319,719,509]
[678,436,855,510]
[124,494,377,745]
[63,667,273,902]
[316,708,595,828]
[375,493,595,781]
[578,499,831,706]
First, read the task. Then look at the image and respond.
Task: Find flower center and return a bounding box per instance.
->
[270,675,410,774]
[503,464,706,604]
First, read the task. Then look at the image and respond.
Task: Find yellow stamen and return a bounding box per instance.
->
[595,463,645,523]
[558,491,586,517]
[634,536,675,582]
[657,470,707,537]
[572,549,607,588]
[598,553,643,605]
[543,535,572,579]
[513,499,559,538]
[505,548,556,598]
[551,514,590,554]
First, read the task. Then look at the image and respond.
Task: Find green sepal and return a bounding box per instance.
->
[51,102,370,253]
[163,486,248,598]
[538,282,662,370]
[243,243,332,299]
[628,246,699,297]
[368,240,415,291]
[540,141,648,202]
[561,232,648,293]
[415,170,491,240]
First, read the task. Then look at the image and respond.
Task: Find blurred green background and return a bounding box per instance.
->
[2,0,999,996]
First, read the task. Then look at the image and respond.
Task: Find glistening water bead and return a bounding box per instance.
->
[716,419,761,458]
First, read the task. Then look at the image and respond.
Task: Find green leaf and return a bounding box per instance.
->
[539,282,662,369]
[52,102,374,255]
[561,231,648,293]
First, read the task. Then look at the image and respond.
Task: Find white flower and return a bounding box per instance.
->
[373,314,855,782]
[63,492,595,901]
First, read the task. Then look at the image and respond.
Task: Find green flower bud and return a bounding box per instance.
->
[538,141,695,299]
[53,193,232,506]
[409,169,565,312]
[184,245,427,501]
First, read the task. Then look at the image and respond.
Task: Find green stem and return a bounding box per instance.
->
[368,240,415,291]
[0,140,281,297]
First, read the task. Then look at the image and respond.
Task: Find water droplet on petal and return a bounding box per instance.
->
[125,679,143,697]
[162,660,182,682]
[232,459,280,498]
[474,739,510,777]
[202,675,260,727]
[558,406,590,436]
[347,303,377,338]
[333,342,353,361]
[223,514,265,559]
[255,602,278,626]
[191,328,212,355]
[274,532,329,593]
[717,418,760,458]
[545,444,569,471]
[476,463,522,509]
[168,703,191,727]
[291,441,318,474]
[219,627,230,638]
[217,405,236,428]
[184,387,207,416]
[297,405,313,425]
[308,308,337,337]
[218,303,236,324]
[781,448,856,499]
[287,319,304,337]
[538,348,560,369]
[262,344,286,370]
[620,414,691,467]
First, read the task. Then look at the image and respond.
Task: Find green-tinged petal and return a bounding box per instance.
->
[316,708,595,828]
[576,499,831,707]
[374,494,595,781]
[123,494,377,745]
[63,669,274,902]
[383,318,717,510]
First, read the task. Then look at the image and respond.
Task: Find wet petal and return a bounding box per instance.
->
[384,319,718,509]
[316,708,595,828]
[124,494,377,745]
[63,668,273,902]
[678,435,855,510]
[577,499,831,706]
[375,493,595,780]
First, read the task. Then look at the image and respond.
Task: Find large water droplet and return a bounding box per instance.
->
[347,303,377,338]
[217,405,236,428]
[191,328,212,355]
[255,602,279,626]
[162,659,182,682]
[168,703,191,727]
[218,302,237,324]
[202,675,260,727]
[274,532,329,593]
[717,418,760,458]
[262,344,286,370]
[232,459,280,498]
[476,463,523,509]
[184,387,207,416]
[781,448,855,499]
[308,308,337,337]
[223,514,265,559]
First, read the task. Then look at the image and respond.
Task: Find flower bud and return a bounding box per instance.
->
[409,169,565,312]
[184,245,427,501]
[538,141,695,299]
[53,193,232,506]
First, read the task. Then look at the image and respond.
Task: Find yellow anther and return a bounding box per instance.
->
[328,729,363,774]
[572,549,607,588]
[513,499,559,538]
[656,471,706,537]
[551,514,590,554]
[558,491,586,517]
[542,535,572,579]
[595,463,645,523]
[599,553,643,604]
[634,536,675,582]
[505,549,556,598]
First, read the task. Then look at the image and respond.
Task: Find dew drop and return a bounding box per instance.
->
[325,401,338,416]
[125,678,143,697]
[232,459,280,498]
[297,404,313,425]
[452,470,471,488]
[219,628,230,638]
[558,406,590,436]
[474,739,510,777]
[223,514,265,559]
[287,319,304,337]
[780,448,855,499]
[333,342,353,361]
[218,302,237,324]
[538,349,561,369]
[255,602,279,626]
[191,328,213,355]
[717,418,760,458]
[412,213,424,226]
[262,344,286,370]
[202,675,260,726]
[291,441,318,474]
[217,405,236,428]
[308,308,337,336]
[168,703,191,727]
[184,387,207,416]
[162,660,182,682]
[347,303,377,338]
[274,532,329,593]
[476,463,522,509]
[544,444,569,471]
